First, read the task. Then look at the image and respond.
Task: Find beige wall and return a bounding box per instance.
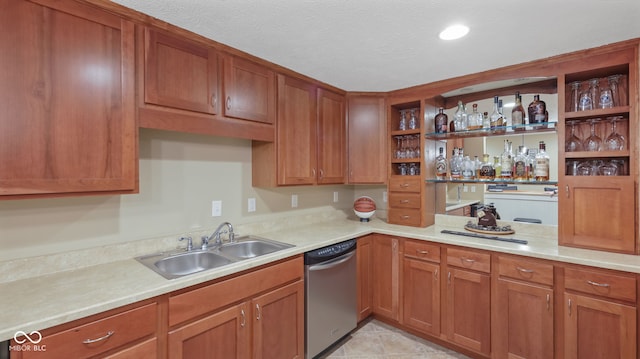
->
[0,129,365,261]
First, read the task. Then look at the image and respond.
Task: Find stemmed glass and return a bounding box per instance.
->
[583,119,602,151]
[607,74,622,107]
[395,136,403,159]
[604,116,626,151]
[565,121,583,152]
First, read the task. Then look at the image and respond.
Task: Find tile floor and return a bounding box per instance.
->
[318,319,472,359]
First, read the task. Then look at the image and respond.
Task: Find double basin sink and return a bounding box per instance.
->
[136,236,294,279]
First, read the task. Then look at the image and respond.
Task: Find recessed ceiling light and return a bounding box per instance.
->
[439,24,469,40]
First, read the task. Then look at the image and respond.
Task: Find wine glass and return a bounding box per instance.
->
[569,81,582,112]
[607,74,622,107]
[583,119,602,151]
[565,121,583,152]
[604,116,626,151]
[398,110,407,130]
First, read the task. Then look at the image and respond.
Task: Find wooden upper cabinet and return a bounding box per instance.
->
[223,55,276,124]
[317,88,346,184]
[347,94,387,184]
[143,27,218,114]
[0,0,137,197]
[276,74,318,185]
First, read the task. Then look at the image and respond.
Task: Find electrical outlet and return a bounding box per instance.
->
[383,191,388,203]
[333,191,339,203]
[248,198,256,212]
[463,185,468,192]
[212,200,222,217]
[291,194,298,208]
[471,186,476,193]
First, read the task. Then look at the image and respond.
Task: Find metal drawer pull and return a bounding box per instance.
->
[447,271,451,285]
[568,299,572,316]
[211,95,217,108]
[461,257,476,263]
[402,215,410,219]
[82,331,114,344]
[240,309,246,327]
[587,280,610,288]
[434,268,438,280]
[565,185,570,198]
[417,250,429,255]
[400,183,410,188]
[256,304,261,320]
[400,199,410,203]
[516,266,534,273]
[226,96,231,110]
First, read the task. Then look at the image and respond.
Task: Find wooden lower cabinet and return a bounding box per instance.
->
[372,235,400,321]
[357,235,373,321]
[103,338,157,359]
[402,257,440,336]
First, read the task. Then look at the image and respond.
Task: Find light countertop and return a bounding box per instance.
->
[2,209,640,342]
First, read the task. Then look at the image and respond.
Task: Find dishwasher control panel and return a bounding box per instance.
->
[304,239,356,264]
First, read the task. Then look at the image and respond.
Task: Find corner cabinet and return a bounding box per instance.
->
[0,0,137,198]
[558,45,639,254]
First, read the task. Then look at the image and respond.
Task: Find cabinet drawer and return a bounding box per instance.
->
[446,247,491,273]
[498,255,553,286]
[17,303,157,359]
[387,208,422,226]
[564,267,636,302]
[388,192,421,209]
[389,176,422,193]
[404,239,440,263]
[169,255,303,326]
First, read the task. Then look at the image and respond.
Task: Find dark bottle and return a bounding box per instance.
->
[434,107,448,133]
[527,95,548,128]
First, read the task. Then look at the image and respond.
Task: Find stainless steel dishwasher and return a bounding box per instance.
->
[305,238,357,358]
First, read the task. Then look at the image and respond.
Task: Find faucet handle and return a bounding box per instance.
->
[179,236,193,251]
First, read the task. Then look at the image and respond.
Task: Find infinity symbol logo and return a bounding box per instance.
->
[14,330,42,344]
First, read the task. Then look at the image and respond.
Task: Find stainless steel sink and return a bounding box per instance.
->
[216,236,294,260]
[136,235,294,279]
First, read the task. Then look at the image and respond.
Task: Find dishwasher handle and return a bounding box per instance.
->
[308,251,355,271]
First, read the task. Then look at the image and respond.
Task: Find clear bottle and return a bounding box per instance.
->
[513,145,529,181]
[527,95,548,128]
[435,147,447,180]
[478,154,495,181]
[474,155,482,178]
[450,148,462,180]
[490,96,504,134]
[512,92,526,131]
[462,156,475,180]
[408,109,418,130]
[493,156,502,178]
[454,101,467,131]
[467,104,483,130]
[527,148,537,180]
[482,111,490,131]
[434,107,448,134]
[534,141,550,181]
[500,140,513,179]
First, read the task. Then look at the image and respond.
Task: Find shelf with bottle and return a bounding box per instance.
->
[426,178,558,185]
[390,106,421,132]
[425,123,556,140]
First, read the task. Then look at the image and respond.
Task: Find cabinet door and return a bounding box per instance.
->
[347,95,387,184]
[252,280,304,359]
[276,75,317,185]
[168,303,250,359]
[223,55,275,124]
[144,27,218,114]
[372,236,399,321]
[357,235,373,321]
[564,292,636,359]
[317,88,346,184]
[495,279,553,359]
[559,177,636,253]
[0,0,136,196]
[445,267,491,355]
[402,257,440,336]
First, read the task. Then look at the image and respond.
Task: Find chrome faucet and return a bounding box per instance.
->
[201,222,235,250]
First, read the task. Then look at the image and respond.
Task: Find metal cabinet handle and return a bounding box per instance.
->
[417,250,429,255]
[226,96,231,110]
[400,199,410,204]
[256,304,261,320]
[402,215,410,219]
[312,168,316,177]
[82,331,114,344]
[400,183,410,188]
[461,257,476,264]
[546,294,550,311]
[587,280,611,288]
[516,266,534,274]
[568,298,572,316]
[240,309,246,327]
[211,94,217,109]
[565,185,570,198]
[319,169,324,178]
[434,268,439,280]
[447,271,451,285]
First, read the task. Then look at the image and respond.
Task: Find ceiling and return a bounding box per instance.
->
[113,0,640,92]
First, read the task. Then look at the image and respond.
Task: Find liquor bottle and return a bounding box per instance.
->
[434,107,448,134]
[534,141,550,181]
[527,148,537,181]
[500,140,513,179]
[513,145,529,181]
[512,92,526,131]
[490,96,504,134]
[450,148,462,180]
[527,95,548,128]
[474,155,482,178]
[454,101,467,131]
[462,155,475,180]
[493,156,502,178]
[435,147,447,180]
[478,154,495,181]
[482,111,490,131]
[467,104,483,130]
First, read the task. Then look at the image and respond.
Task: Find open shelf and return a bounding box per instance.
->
[425,123,556,140]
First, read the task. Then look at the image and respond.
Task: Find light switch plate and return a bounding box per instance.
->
[248,198,256,212]
[333,191,339,203]
[212,200,222,217]
[383,191,388,203]
[291,194,298,208]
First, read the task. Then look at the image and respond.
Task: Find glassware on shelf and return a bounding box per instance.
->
[569,81,582,112]
[527,95,547,128]
[408,109,418,130]
[395,136,404,159]
[599,87,614,109]
[565,121,583,152]
[454,101,467,131]
[467,104,483,130]
[583,119,602,151]
[604,116,626,151]
[398,163,408,176]
[511,92,526,131]
[434,107,448,134]
[435,147,447,180]
[408,163,418,176]
[588,78,600,110]
[576,161,594,176]
[599,162,618,176]
[398,110,407,131]
[607,74,622,107]
[578,90,593,111]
